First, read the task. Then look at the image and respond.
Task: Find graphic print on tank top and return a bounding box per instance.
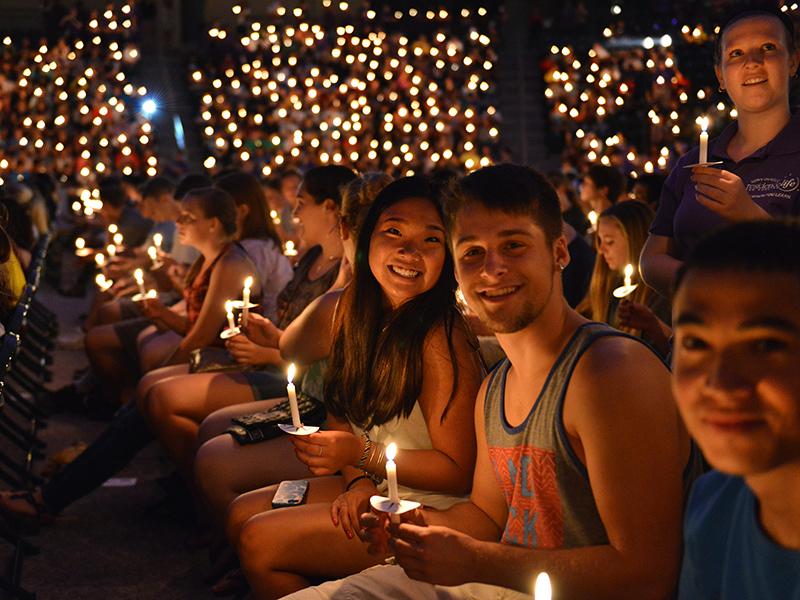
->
[489,445,562,548]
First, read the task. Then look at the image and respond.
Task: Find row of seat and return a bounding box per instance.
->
[0,234,56,600]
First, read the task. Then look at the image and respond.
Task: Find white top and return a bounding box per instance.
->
[240,238,294,322]
[356,403,467,511]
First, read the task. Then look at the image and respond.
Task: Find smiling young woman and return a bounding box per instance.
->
[641,8,800,298]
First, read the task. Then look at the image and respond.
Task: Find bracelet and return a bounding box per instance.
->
[357,432,372,471]
[345,474,370,491]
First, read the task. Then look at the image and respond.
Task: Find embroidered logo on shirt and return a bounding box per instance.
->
[747,176,799,200]
[489,445,563,549]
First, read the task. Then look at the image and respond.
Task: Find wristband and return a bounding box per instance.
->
[345,474,370,491]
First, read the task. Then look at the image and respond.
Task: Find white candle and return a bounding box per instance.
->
[134,268,145,295]
[287,363,302,429]
[242,275,253,325]
[624,263,634,288]
[699,116,709,164]
[113,232,123,247]
[75,237,86,250]
[385,442,400,504]
[107,243,116,258]
[147,245,158,265]
[534,572,551,600]
[225,300,236,331]
[153,232,163,251]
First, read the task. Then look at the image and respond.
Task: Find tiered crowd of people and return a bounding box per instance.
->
[0,5,797,600]
[190,2,502,177]
[0,1,155,187]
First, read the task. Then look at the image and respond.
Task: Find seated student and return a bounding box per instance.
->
[580,200,672,356]
[224,176,484,598]
[671,220,800,599]
[0,187,258,523]
[288,164,701,600]
[190,171,387,532]
[137,167,363,481]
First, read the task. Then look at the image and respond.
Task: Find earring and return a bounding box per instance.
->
[718,85,726,92]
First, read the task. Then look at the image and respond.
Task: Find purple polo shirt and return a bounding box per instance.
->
[650,111,800,259]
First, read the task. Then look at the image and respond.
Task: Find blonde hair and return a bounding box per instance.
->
[580,201,655,335]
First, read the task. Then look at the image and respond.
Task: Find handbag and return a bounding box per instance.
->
[189,347,255,373]
[226,394,327,445]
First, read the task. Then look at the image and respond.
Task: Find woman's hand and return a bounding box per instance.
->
[330,479,377,540]
[242,312,281,348]
[691,167,769,221]
[140,296,168,321]
[291,430,363,476]
[616,299,658,335]
[225,334,273,365]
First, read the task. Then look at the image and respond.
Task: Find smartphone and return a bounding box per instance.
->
[271,479,309,508]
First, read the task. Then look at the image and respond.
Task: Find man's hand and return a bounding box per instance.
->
[616,300,658,334]
[391,520,481,587]
[691,167,768,221]
[242,313,281,348]
[330,480,377,540]
[291,430,362,475]
[140,296,167,320]
[225,334,272,365]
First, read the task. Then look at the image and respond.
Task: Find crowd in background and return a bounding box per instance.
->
[190,1,503,177]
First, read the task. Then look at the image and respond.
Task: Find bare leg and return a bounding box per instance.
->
[194,431,310,530]
[141,371,272,480]
[234,478,385,599]
[138,329,182,374]
[85,324,136,407]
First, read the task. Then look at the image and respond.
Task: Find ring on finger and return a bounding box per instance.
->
[318,446,323,457]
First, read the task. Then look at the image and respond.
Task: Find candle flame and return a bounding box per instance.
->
[244,275,254,289]
[95,253,105,266]
[153,232,163,247]
[587,210,598,226]
[534,572,551,600]
[148,246,157,260]
[225,300,233,313]
[624,264,634,279]
[386,442,398,462]
[287,362,296,384]
[113,233,123,246]
[134,268,143,283]
[699,116,709,132]
[107,244,116,256]
[95,274,106,285]
[75,237,86,249]
[108,224,118,234]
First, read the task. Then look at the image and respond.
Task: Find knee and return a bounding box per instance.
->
[226,489,274,545]
[236,514,272,566]
[194,437,225,496]
[140,383,174,426]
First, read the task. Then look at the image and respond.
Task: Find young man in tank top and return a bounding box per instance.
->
[285,165,697,599]
[671,221,800,599]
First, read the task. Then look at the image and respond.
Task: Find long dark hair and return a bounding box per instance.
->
[215,171,282,247]
[323,176,463,430]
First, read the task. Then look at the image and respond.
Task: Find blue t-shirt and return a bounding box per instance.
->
[679,471,800,600]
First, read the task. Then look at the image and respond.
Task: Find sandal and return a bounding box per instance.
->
[0,489,54,531]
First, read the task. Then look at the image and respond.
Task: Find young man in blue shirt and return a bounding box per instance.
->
[672,220,800,599]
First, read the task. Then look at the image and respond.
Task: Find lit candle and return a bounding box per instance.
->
[587,210,598,230]
[75,237,86,250]
[134,268,145,295]
[108,223,118,235]
[287,363,302,429]
[698,116,709,164]
[95,253,105,267]
[284,240,298,257]
[147,245,158,265]
[107,243,116,258]
[385,442,400,504]
[613,263,639,298]
[534,572,551,600]
[153,232,163,252]
[242,275,253,325]
[624,263,633,287]
[225,300,236,331]
[113,232,124,247]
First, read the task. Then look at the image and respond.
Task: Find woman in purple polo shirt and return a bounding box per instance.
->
[641,8,800,298]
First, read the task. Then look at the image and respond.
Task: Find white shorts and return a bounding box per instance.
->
[281,565,529,600]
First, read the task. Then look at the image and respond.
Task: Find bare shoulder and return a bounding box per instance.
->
[569,335,671,410]
[424,316,477,361]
